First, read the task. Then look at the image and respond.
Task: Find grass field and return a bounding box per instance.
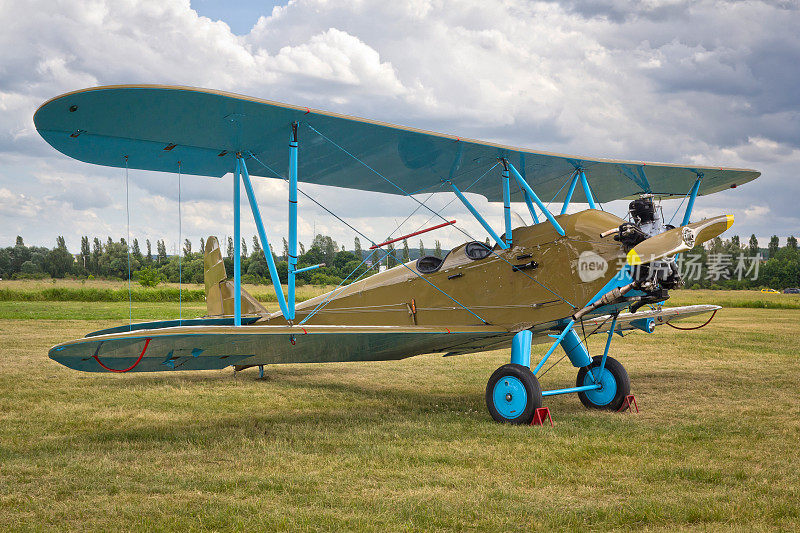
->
[0,289,798,530]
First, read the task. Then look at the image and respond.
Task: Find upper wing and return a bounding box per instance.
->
[35,85,759,203]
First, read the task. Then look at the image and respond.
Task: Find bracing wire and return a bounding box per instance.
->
[124,156,132,330]
[246,126,574,321]
[303,122,574,308]
[667,189,691,226]
[298,248,381,325]
[245,150,490,324]
[177,161,183,324]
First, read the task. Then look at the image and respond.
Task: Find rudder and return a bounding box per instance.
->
[204,236,267,318]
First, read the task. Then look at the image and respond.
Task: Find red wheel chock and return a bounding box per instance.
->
[530,407,553,426]
[617,394,638,413]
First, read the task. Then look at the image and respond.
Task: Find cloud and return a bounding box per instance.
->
[0,0,798,250]
[0,188,40,218]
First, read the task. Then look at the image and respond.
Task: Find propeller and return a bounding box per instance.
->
[626,215,734,266]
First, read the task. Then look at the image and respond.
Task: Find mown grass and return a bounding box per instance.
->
[0,280,333,303]
[669,289,800,310]
[0,299,798,530]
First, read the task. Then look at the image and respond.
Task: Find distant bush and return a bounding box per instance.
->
[12,272,49,280]
[0,287,205,302]
[135,266,164,287]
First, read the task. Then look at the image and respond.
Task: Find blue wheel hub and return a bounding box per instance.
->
[582,366,618,406]
[492,375,528,419]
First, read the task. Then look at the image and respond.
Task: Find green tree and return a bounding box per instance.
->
[11,236,30,273]
[183,239,192,257]
[136,266,163,287]
[354,237,362,260]
[768,235,780,258]
[283,237,289,261]
[434,240,442,258]
[91,237,102,273]
[97,239,129,278]
[20,260,39,274]
[132,238,142,263]
[311,234,338,266]
[80,236,90,266]
[252,236,262,258]
[386,243,397,267]
[748,234,759,256]
[157,239,167,264]
[145,239,152,264]
[402,239,410,262]
[787,236,798,250]
[45,236,74,278]
[418,239,424,258]
[241,237,248,259]
[226,236,234,259]
[0,248,11,278]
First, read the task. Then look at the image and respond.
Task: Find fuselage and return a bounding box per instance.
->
[266,210,628,329]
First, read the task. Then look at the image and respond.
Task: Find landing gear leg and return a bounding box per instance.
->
[485,330,542,424]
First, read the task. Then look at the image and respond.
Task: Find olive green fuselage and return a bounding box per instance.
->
[267,210,627,329]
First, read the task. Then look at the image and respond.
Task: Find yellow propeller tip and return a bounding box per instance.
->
[626,249,642,266]
[726,214,734,229]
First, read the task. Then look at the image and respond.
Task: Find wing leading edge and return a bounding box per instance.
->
[35,85,759,203]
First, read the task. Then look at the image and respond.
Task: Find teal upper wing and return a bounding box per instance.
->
[34,85,760,203]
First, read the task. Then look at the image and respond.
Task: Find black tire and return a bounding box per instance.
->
[576,355,630,410]
[485,363,542,424]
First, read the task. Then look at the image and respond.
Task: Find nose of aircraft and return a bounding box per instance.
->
[626,214,733,266]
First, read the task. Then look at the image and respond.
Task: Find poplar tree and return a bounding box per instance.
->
[157,240,167,264]
[132,239,142,262]
[768,235,779,258]
[748,234,759,256]
[92,238,102,271]
[402,239,410,262]
[80,236,90,269]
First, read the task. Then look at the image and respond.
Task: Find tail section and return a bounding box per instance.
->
[204,236,267,318]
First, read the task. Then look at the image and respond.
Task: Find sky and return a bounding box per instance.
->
[1,0,799,253]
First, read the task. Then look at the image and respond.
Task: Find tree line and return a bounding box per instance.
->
[681,234,799,290]
[0,234,447,287]
[3,232,796,289]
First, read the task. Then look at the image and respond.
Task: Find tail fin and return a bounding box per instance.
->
[204,236,267,317]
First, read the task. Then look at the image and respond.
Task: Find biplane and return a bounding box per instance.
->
[35,85,759,424]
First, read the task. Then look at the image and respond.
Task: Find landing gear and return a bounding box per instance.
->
[576,355,630,410]
[485,363,542,424]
